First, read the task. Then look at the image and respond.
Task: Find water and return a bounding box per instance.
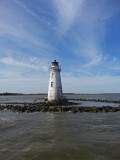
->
[66,93,120,100]
[0,111,120,160]
[0,95,44,104]
[0,94,119,106]
[0,94,120,160]
[70,100,119,107]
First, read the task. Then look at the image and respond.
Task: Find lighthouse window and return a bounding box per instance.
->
[51,82,54,87]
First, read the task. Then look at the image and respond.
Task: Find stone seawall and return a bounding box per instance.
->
[0,102,120,113]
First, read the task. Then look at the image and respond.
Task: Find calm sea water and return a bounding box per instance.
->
[0,94,120,160]
[0,94,119,106]
[66,93,120,100]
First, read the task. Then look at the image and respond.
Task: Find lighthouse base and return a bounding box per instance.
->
[45,96,68,104]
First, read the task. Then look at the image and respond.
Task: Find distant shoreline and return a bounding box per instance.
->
[0,93,120,96]
[0,93,47,96]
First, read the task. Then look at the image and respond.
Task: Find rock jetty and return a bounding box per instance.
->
[0,102,120,113]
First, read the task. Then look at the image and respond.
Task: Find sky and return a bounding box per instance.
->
[0,0,120,93]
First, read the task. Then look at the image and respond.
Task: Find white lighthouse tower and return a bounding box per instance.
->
[47,60,67,103]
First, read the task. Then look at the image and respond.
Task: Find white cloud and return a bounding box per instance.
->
[0,1,53,55]
[71,0,119,68]
[52,0,106,66]
[52,0,83,34]
[113,57,117,62]
[0,21,50,49]
[14,0,38,18]
[0,57,49,71]
[83,55,102,68]
[0,77,49,93]
[63,75,120,93]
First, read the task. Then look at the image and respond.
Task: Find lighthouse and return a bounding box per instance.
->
[47,60,67,103]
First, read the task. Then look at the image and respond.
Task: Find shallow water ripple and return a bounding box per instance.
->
[0,110,120,160]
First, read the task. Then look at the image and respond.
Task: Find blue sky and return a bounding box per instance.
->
[0,0,120,93]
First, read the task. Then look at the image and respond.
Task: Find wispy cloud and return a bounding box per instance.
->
[53,0,120,69]
[0,0,54,58]
[0,16,50,49]
[0,76,49,93]
[52,0,83,34]
[0,57,49,71]
[14,0,39,19]
[63,75,120,93]
[52,0,103,66]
